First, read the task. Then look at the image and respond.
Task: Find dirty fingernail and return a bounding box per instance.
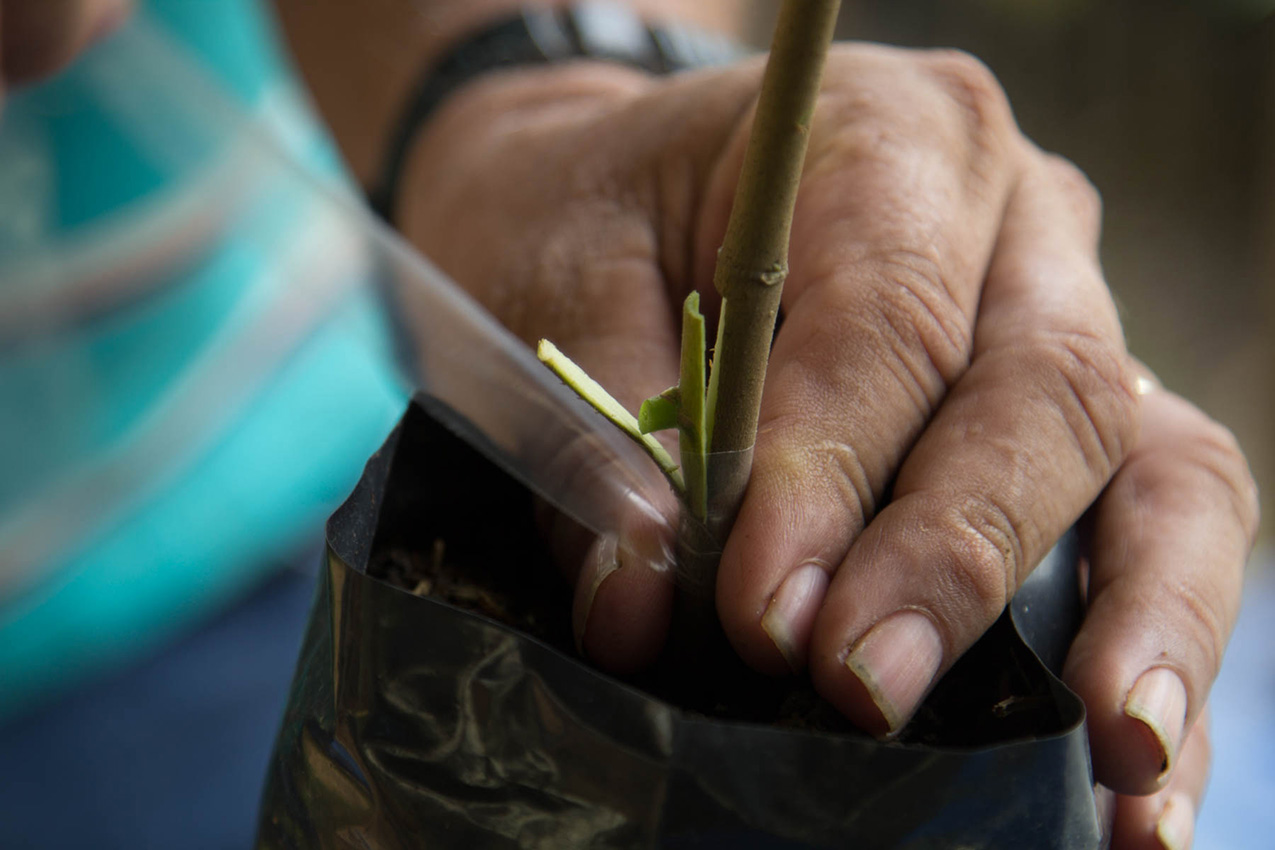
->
[844,611,943,737]
[761,562,830,672]
[1156,791,1195,850]
[1125,667,1188,779]
[573,533,619,654]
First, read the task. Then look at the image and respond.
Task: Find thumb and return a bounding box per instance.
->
[537,330,684,673]
[570,499,678,673]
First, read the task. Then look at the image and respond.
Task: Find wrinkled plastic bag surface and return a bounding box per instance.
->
[257,396,1108,850]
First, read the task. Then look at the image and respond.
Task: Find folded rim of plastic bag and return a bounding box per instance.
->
[258,395,1109,850]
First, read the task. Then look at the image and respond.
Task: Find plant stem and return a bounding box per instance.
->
[704,0,841,539]
[538,340,686,494]
[679,293,708,522]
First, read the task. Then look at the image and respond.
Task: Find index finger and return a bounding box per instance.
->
[808,152,1140,735]
[714,46,1028,675]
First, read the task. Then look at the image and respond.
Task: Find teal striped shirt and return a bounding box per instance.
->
[0,0,407,719]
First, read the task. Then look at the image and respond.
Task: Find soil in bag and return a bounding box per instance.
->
[368,398,1068,746]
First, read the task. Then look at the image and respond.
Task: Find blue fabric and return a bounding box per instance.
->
[0,0,409,717]
[0,0,413,842]
[0,232,255,504]
[37,0,297,231]
[0,556,319,850]
[1195,563,1275,849]
[147,0,289,104]
[0,295,404,718]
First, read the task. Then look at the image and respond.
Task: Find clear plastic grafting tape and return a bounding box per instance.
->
[376,225,685,580]
[674,446,756,603]
[245,69,687,583]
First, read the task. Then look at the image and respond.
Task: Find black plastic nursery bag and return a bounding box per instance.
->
[257,396,1108,850]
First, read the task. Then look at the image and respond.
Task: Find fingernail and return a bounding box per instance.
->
[1155,791,1195,850]
[761,562,830,672]
[573,533,619,654]
[1125,667,1188,779]
[844,611,943,736]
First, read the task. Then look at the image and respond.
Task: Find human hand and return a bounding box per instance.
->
[393,44,1257,847]
[0,0,129,95]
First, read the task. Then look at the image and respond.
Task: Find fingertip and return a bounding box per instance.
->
[1107,715,1209,850]
[1124,667,1188,783]
[1064,644,1189,795]
[1099,709,1182,796]
[812,655,893,738]
[812,609,945,738]
[1108,790,1168,850]
[758,561,832,673]
[574,531,674,674]
[1155,791,1195,850]
[573,533,620,654]
[713,508,808,676]
[715,458,852,677]
[719,559,826,678]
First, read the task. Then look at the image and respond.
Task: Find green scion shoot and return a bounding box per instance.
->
[676,292,708,521]
[537,339,685,494]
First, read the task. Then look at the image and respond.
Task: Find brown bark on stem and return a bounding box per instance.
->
[704,0,841,538]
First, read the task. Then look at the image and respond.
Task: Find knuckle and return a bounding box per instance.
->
[1039,153,1103,232]
[1163,577,1232,684]
[869,246,974,389]
[819,438,877,528]
[922,49,1016,143]
[756,429,875,533]
[938,494,1025,621]
[779,298,864,388]
[1033,331,1140,478]
[1188,419,1262,546]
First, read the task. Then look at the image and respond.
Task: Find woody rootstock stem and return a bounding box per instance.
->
[703,0,841,541]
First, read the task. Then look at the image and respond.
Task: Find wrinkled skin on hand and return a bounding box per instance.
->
[397,44,1257,849]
